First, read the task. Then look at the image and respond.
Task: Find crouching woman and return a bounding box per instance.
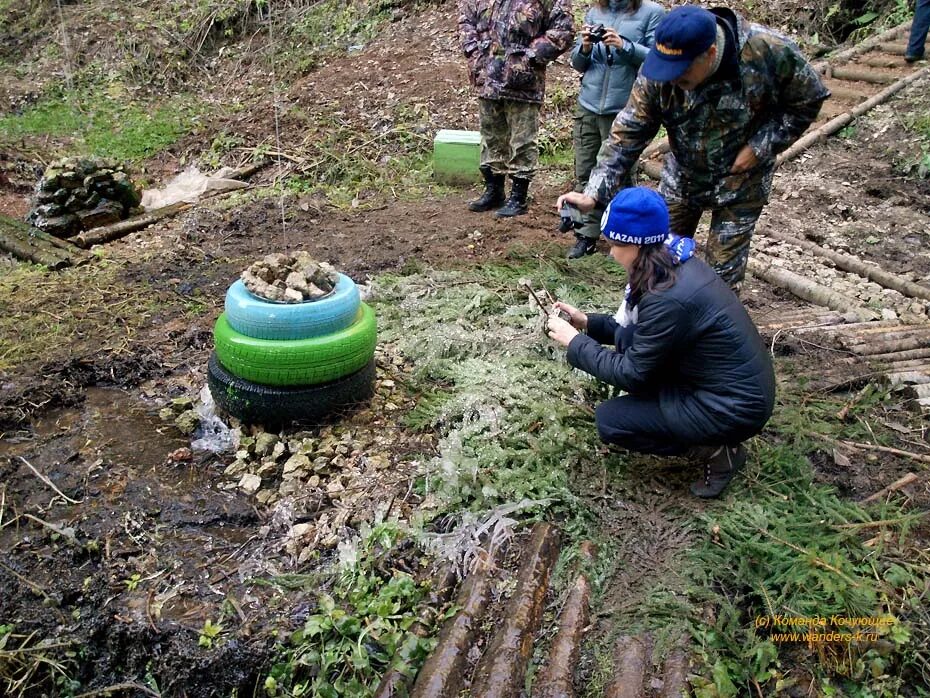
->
[547,187,775,497]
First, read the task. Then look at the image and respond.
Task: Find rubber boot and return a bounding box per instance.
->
[494,177,530,218]
[690,444,746,498]
[567,235,597,259]
[468,166,506,212]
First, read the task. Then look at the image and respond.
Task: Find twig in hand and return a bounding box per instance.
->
[17,457,83,504]
[522,282,550,317]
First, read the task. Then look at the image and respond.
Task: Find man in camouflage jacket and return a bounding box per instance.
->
[558,6,829,288]
[459,0,575,217]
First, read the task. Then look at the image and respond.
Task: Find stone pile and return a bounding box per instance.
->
[28,157,142,238]
[242,252,338,303]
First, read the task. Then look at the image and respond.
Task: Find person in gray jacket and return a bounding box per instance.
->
[566,0,665,259]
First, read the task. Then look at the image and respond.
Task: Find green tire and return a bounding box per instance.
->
[213,303,377,386]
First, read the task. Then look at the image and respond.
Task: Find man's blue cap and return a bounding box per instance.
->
[641,6,717,82]
[600,187,669,245]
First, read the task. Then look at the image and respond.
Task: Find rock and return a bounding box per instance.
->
[174,410,200,435]
[254,432,278,456]
[238,473,262,495]
[167,447,193,463]
[881,309,898,321]
[159,407,175,422]
[171,396,195,410]
[75,200,123,230]
[283,453,311,475]
[284,288,304,303]
[33,213,80,238]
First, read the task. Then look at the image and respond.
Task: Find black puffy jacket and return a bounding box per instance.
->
[566,258,776,443]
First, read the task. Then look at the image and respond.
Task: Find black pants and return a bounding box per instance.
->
[595,394,693,456]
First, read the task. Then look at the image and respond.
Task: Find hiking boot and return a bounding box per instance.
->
[690,444,746,498]
[905,53,924,63]
[567,236,597,259]
[468,166,506,212]
[494,177,530,218]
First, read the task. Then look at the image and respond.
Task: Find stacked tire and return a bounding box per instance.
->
[207,273,377,426]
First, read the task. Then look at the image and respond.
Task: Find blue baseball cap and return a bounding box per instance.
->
[642,6,717,82]
[600,187,669,245]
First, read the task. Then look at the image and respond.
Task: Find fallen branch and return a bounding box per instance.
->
[862,472,920,503]
[757,528,860,587]
[18,456,83,504]
[74,683,162,698]
[836,383,875,421]
[834,439,930,465]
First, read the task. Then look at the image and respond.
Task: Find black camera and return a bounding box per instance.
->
[558,203,585,233]
[588,24,607,44]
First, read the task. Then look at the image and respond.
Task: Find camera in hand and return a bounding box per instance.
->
[589,24,607,44]
[558,203,585,233]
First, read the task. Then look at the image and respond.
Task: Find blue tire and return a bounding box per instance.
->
[224,273,361,340]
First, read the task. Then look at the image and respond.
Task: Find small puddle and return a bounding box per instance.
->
[2,386,267,628]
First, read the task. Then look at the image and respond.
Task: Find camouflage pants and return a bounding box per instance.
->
[666,198,764,290]
[478,98,541,180]
[573,105,630,240]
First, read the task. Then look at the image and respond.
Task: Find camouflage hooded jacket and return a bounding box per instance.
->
[585,8,830,205]
[458,0,575,104]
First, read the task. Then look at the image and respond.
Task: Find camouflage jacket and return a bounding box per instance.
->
[585,8,830,205]
[458,0,575,103]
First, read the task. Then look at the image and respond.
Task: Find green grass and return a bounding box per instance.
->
[0,87,206,163]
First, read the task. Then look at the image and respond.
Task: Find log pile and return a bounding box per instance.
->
[27,157,142,238]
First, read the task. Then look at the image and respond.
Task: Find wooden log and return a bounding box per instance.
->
[532,541,596,698]
[0,214,90,269]
[641,159,663,181]
[470,522,561,698]
[776,113,854,164]
[659,648,690,698]
[822,83,870,102]
[830,66,900,84]
[861,55,903,68]
[877,42,909,55]
[852,334,930,356]
[532,574,591,698]
[605,635,649,698]
[642,137,670,159]
[373,566,459,698]
[887,370,930,385]
[848,66,930,119]
[409,555,496,698]
[748,256,877,321]
[846,327,930,348]
[763,230,930,300]
[73,201,192,248]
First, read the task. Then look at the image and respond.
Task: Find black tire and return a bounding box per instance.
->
[207,352,375,427]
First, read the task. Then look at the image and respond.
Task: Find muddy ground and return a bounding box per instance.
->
[2,2,930,696]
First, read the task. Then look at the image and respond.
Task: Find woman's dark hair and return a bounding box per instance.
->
[628,241,677,305]
[596,0,642,11]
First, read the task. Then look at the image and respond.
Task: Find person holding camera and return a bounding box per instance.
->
[558,5,829,289]
[546,187,775,498]
[459,0,575,218]
[566,0,665,259]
